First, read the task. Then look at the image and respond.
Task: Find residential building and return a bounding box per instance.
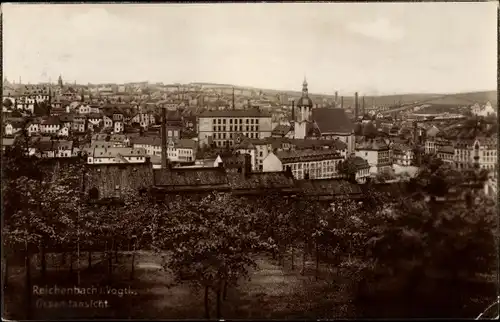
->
[114,121,124,133]
[131,136,162,156]
[437,145,454,165]
[355,138,392,174]
[109,134,129,147]
[197,109,273,148]
[472,137,497,171]
[425,125,440,154]
[87,147,147,164]
[392,143,414,166]
[57,126,70,137]
[72,115,87,133]
[173,138,197,163]
[87,113,103,126]
[27,120,40,136]
[263,149,344,179]
[342,155,371,183]
[40,117,61,134]
[103,115,113,128]
[59,114,74,129]
[54,140,73,158]
[5,120,24,136]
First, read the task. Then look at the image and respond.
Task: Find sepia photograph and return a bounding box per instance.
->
[1,2,498,320]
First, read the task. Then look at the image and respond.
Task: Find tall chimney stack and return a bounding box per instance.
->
[362,96,365,116]
[354,92,359,120]
[291,100,295,122]
[161,108,168,168]
[341,96,344,109]
[232,87,235,110]
[334,91,338,105]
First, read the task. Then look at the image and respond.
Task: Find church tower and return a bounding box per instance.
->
[297,77,313,122]
[294,77,314,139]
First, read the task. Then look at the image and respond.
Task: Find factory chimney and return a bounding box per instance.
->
[354,92,359,120]
[232,87,235,110]
[362,96,366,116]
[291,100,295,122]
[341,96,344,109]
[334,91,338,106]
[161,108,168,168]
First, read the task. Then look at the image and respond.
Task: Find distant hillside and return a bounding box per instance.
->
[195,82,496,108]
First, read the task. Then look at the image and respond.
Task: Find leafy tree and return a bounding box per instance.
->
[363,164,498,317]
[338,158,358,182]
[152,193,275,319]
[362,122,378,138]
[3,98,13,108]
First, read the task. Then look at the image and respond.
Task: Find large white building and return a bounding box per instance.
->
[197,109,273,148]
[131,136,197,163]
[263,149,344,180]
[86,147,147,164]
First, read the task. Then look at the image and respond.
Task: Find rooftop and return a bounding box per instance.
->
[311,108,354,134]
[199,109,271,118]
[276,149,342,163]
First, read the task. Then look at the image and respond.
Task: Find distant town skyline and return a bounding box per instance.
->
[3,3,497,96]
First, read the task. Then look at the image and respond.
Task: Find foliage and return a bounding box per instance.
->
[338,158,359,182]
[3,98,13,108]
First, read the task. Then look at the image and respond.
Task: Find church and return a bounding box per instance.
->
[288,78,356,155]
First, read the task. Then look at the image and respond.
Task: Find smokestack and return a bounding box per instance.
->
[291,100,295,121]
[334,91,338,105]
[341,96,344,109]
[232,87,235,110]
[161,108,168,168]
[354,92,359,120]
[362,96,365,116]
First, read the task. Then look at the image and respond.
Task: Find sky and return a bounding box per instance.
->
[2,3,498,95]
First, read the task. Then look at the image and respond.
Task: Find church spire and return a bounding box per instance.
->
[302,76,308,97]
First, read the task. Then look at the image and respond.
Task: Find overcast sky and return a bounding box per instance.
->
[2,3,497,95]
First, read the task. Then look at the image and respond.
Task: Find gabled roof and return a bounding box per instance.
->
[92,147,146,158]
[276,149,342,163]
[109,134,127,142]
[346,156,370,170]
[131,136,162,146]
[356,138,390,151]
[290,138,347,151]
[272,124,291,136]
[199,109,271,118]
[175,138,197,150]
[54,140,73,150]
[41,116,61,126]
[437,145,454,154]
[311,108,353,134]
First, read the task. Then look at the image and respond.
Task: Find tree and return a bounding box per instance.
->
[363,165,498,317]
[362,122,378,138]
[3,98,13,109]
[338,158,358,182]
[152,193,275,319]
